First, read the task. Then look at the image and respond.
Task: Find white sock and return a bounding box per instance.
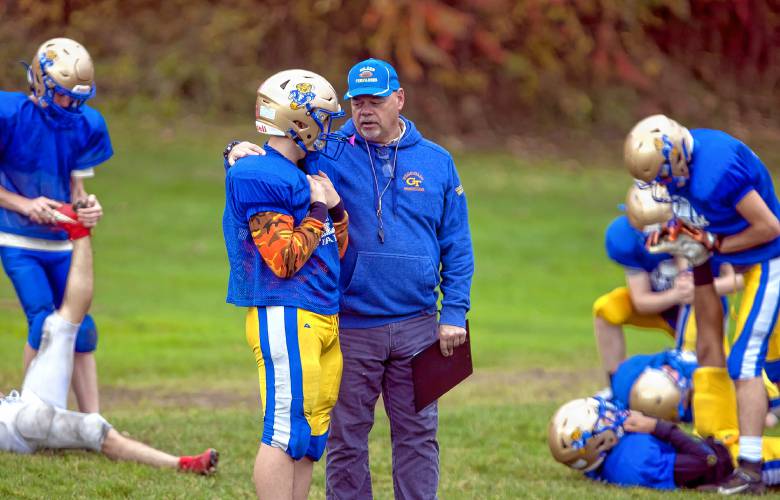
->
[739,435,763,463]
[22,313,79,408]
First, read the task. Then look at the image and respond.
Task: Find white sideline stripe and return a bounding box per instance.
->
[266,306,292,451]
[740,257,780,379]
[0,231,72,251]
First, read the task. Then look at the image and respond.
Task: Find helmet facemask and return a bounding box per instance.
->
[548,397,628,473]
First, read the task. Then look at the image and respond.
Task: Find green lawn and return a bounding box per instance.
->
[0,116,706,498]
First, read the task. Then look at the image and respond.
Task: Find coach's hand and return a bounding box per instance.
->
[75,194,103,228]
[228,141,264,166]
[439,324,466,357]
[23,196,61,224]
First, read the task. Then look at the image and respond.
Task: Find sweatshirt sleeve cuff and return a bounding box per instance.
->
[329,200,346,222]
[308,202,328,223]
[651,420,676,441]
[439,306,467,328]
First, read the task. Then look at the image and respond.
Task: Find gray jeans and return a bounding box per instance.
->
[326,313,440,500]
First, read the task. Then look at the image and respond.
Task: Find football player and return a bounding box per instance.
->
[550,263,780,492]
[0,38,111,413]
[593,185,741,387]
[222,69,349,499]
[625,114,780,492]
[1,206,217,475]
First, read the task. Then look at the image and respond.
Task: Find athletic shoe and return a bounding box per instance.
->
[53,204,90,240]
[178,448,219,475]
[715,463,766,496]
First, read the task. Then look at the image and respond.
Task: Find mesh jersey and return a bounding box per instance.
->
[605,215,676,292]
[668,129,780,265]
[222,145,340,314]
[0,92,112,241]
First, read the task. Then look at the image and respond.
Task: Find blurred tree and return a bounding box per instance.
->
[0,0,777,138]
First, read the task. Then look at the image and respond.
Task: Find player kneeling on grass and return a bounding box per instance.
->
[0,205,217,475]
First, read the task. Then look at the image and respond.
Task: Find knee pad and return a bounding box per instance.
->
[15,399,111,452]
[74,315,98,353]
[15,399,56,446]
[26,312,50,350]
[27,313,97,352]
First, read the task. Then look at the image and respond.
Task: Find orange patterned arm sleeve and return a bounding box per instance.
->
[250,210,325,279]
[334,211,349,258]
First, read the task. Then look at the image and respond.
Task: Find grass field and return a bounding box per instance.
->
[0,116,721,498]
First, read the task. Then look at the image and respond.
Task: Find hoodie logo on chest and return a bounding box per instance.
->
[402,171,425,192]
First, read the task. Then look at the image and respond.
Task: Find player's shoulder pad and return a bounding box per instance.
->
[605,215,644,264]
[0,91,29,119]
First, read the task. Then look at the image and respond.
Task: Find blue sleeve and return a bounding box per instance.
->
[605,216,648,270]
[231,167,294,221]
[0,92,21,157]
[75,109,113,170]
[438,158,474,327]
[716,143,761,207]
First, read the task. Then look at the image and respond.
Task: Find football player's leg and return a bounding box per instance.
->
[726,259,780,478]
[0,247,59,370]
[102,428,218,475]
[21,237,93,408]
[382,314,440,500]
[247,306,311,498]
[45,216,100,413]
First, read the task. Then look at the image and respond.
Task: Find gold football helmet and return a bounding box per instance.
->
[624,114,693,184]
[548,397,626,473]
[28,38,96,116]
[625,183,673,229]
[629,367,683,421]
[255,69,346,157]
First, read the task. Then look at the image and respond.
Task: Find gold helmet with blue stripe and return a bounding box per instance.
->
[29,38,96,118]
[624,114,693,186]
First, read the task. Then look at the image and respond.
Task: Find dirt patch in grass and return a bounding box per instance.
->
[97,367,602,411]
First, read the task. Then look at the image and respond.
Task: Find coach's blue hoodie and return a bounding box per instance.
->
[321,116,474,329]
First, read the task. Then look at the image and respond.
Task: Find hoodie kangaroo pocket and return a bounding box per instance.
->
[342,252,437,316]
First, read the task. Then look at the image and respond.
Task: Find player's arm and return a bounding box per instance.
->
[720,190,780,254]
[0,184,60,223]
[625,268,692,314]
[70,177,103,228]
[331,201,349,258]
[713,263,744,296]
[250,207,326,279]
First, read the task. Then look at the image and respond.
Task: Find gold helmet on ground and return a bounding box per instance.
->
[255,69,346,157]
[548,397,626,473]
[629,367,682,421]
[624,115,693,184]
[625,183,673,229]
[29,38,96,115]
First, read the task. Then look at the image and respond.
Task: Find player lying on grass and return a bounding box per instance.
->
[0,205,217,475]
[549,245,780,492]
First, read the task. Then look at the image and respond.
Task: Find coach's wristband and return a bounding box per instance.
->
[308,202,328,223]
[693,261,714,286]
[328,200,346,222]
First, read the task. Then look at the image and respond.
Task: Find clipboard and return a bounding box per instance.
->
[411,320,473,412]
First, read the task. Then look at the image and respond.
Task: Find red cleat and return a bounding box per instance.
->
[53,204,91,240]
[178,448,219,476]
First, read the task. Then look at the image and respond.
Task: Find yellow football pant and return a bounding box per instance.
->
[245,305,342,461]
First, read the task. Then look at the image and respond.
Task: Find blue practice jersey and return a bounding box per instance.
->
[587,433,677,489]
[222,144,341,314]
[612,350,697,422]
[668,129,780,265]
[605,215,676,292]
[0,92,112,241]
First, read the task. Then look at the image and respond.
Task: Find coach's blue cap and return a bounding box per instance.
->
[343,58,400,100]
